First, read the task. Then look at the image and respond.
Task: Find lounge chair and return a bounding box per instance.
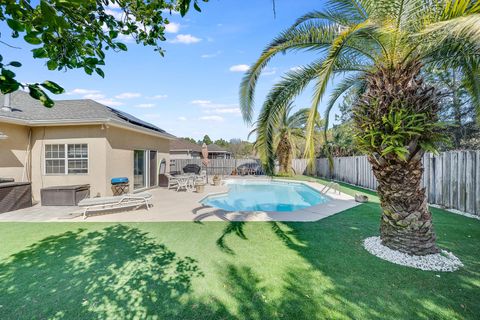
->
[78,192,152,219]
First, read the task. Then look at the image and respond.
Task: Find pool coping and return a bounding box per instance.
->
[196,178,360,222]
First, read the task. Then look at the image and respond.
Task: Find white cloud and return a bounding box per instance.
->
[165,22,180,33]
[104,8,123,20]
[191,100,212,106]
[290,66,303,72]
[66,88,100,95]
[115,92,141,99]
[201,51,221,58]
[96,98,124,107]
[135,103,155,108]
[149,94,168,99]
[169,34,202,44]
[178,116,187,121]
[262,67,277,76]
[210,108,241,114]
[229,64,250,72]
[192,100,241,115]
[84,93,106,100]
[199,115,224,121]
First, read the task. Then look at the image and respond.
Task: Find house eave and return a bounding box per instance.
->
[0,116,176,140]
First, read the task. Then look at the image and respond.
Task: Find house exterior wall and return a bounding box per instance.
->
[1,122,171,201]
[105,126,170,195]
[0,122,30,182]
[30,125,108,200]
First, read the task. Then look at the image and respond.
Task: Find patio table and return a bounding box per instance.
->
[174,175,195,191]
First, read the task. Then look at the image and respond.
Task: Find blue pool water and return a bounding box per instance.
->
[201,180,329,212]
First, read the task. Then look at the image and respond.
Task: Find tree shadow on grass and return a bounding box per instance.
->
[277,205,480,319]
[0,225,231,319]
[216,222,247,254]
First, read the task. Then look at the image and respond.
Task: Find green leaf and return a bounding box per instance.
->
[29,85,55,108]
[7,19,25,32]
[24,34,42,45]
[40,81,65,94]
[32,48,48,58]
[95,68,105,78]
[116,43,128,51]
[1,69,16,79]
[194,2,202,12]
[47,60,58,70]
[9,61,22,67]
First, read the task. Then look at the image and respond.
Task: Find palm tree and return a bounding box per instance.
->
[250,102,318,175]
[240,0,480,255]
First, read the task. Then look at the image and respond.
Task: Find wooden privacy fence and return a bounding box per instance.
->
[170,150,480,215]
[170,158,265,176]
[310,150,480,216]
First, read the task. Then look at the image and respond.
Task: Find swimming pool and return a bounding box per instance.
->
[201,180,329,212]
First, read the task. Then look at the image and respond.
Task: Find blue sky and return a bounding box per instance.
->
[2,0,341,141]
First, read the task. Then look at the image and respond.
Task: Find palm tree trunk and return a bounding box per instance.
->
[369,154,439,255]
[276,135,292,175]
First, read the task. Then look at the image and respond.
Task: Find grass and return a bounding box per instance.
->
[0,177,479,319]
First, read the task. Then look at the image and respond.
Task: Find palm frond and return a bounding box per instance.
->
[240,22,343,123]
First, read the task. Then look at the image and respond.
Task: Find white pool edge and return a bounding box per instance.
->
[198,178,360,222]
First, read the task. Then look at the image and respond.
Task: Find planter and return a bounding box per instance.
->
[195,183,205,193]
[355,193,368,203]
[212,176,221,186]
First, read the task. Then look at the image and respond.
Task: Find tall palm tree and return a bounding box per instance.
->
[250,102,317,175]
[240,0,480,255]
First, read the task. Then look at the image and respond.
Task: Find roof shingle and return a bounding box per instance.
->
[0,91,174,138]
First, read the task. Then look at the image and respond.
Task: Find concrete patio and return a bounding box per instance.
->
[0,178,359,222]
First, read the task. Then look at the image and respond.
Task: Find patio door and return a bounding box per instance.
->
[134,150,146,190]
[149,150,157,187]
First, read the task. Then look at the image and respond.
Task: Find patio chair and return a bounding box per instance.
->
[166,173,180,190]
[175,175,195,192]
[78,192,152,219]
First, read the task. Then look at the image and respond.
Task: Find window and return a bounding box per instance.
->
[45,144,88,174]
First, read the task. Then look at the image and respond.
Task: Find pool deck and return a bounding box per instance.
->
[0,177,359,222]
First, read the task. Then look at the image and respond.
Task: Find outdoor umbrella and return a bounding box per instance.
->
[201,143,210,183]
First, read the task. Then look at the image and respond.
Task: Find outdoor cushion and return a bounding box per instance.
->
[111,177,129,185]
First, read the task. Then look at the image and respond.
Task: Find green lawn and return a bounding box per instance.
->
[0,177,479,319]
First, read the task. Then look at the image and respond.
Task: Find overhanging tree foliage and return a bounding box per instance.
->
[0,0,207,106]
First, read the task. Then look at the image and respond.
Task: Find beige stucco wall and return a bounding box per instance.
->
[1,122,171,200]
[30,125,108,200]
[0,122,30,182]
[105,126,170,195]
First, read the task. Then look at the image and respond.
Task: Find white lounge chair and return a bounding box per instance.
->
[78,192,152,219]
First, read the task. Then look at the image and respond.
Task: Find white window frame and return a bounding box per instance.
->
[44,143,89,175]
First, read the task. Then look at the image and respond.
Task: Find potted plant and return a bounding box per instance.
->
[195,182,206,193]
[355,193,368,203]
[212,175,221,186]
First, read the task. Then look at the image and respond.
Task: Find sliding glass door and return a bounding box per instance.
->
[134,150,158,190]
[134,150,146,190]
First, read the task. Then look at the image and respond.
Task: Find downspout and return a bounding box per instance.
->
[21,128,32,182]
